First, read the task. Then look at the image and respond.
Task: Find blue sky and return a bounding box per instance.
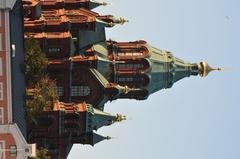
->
[68,0,240,159]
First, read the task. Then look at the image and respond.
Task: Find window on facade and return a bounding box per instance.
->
[117,63,144,70]
[0,58,2,76]
[117,77,134,82]
[0,107,4,124]
[0,82,3,101]
[55,86,64,97]
[48,48,61,53]
[0,33,2,50]
[0,140,6,159]
[117,52,143,57]
[9,145,17,157]
[71,86,90,97]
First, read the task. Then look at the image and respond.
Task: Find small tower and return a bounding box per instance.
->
[29,100,126,158]
[72,132,111,146]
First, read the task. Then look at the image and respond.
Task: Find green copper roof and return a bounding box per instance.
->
[89,0,108,10]
[85,104,126,131]
[92,41,221,101]
[90,132,110,146]
[142,44,200,94]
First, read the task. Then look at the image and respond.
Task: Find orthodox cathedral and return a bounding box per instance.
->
[22,0,221,158]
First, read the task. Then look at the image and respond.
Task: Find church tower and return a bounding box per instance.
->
[46,40,220,109]
[29,100,126,158]
[23,0,221,109]
[93,40,221,99]
[22,0,221,158]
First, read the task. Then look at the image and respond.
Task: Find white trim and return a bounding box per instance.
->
[0,82,3,101]
[4,11,12,123]
[0,124,36,159]
[0,0,17,10]
[0,107,4,124]
[0,33,2,51]
[0,140,6,159]
[0,11,1,27]
[0,57,2,76]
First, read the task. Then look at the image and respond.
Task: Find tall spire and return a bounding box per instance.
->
[97,16,129,27]
[76,132,111,146]
[91,133,111,146]
[89,0,108,9]
[90,132,111,146]
[86,105,126,131]
[109,16,129,25]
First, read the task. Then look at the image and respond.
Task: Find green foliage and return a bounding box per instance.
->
[26,77,58,126]
[35,147,52,159]
[24,38,58,126]
[24,38,48,85]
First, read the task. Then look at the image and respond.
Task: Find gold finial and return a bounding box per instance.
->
[118,17,129,25]
[116,114,127,122]
[106,136,111,140]
[102,2,108,6]
[119,17,129,25]
[123,85,129,94]
[198,61,222,77]
[110,17,129,26]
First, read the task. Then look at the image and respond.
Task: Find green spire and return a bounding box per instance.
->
[109,16,129,26]
[90,132,111,146]
[96,16,129,28]
[86,105,126,131]
[77,132,111,146]
[89,0,108,10]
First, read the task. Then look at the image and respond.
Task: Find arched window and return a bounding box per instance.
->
[117,77,134,82]
[115,46,149,60]
[116,63,144,70]
[71,86,91,97]
[116,59,151,73]
[116,74,150,87]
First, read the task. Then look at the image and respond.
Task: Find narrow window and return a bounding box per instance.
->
[9,145,17,157]
[0,11,1,27]
[0,140,6,159]
[55,86,64,97]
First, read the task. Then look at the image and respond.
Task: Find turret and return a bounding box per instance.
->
[89,0,108,10]
[40,0,108,10]
[86,104,126,131]
[72,132,111,146]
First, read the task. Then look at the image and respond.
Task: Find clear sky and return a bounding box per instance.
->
[68,0,240,159]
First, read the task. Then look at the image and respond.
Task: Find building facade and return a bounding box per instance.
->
[0,0,36,159]
[29,100,125,159]
[22,0,221,159]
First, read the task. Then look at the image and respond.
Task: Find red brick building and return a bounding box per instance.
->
[0,1,36,159]
[22,0,220,159]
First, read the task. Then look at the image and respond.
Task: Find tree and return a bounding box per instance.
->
[24,38,48,85]
[35,147,52,159]
[26,77,58,126]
